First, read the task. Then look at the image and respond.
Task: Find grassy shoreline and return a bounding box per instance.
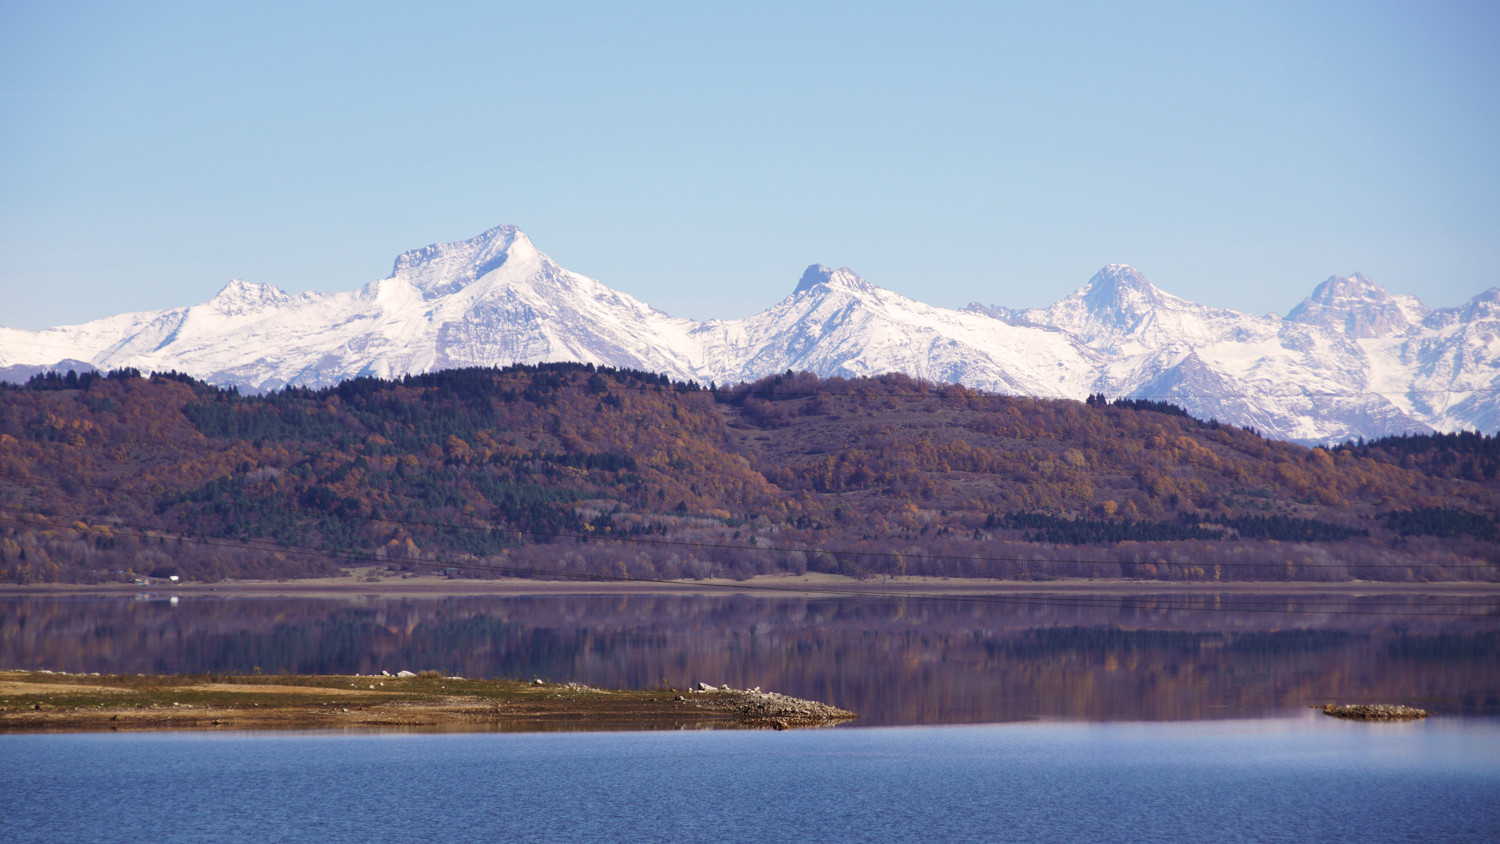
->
[0,670,857,734]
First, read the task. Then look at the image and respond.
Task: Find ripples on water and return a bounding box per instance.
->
[2,592,1496,724]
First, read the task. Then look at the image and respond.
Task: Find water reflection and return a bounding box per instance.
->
[3,593,1496,725]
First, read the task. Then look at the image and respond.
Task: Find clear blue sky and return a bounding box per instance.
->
[2,1,1497,330]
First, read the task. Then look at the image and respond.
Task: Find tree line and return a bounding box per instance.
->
[0,365,1495,584]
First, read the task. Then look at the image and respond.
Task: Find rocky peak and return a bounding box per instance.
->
[1456,288,1500,322]
[390,225,538,298]
[1058,264,1179,339]
[793,264,878,296]
[1286,273,1426,338]
[1080,264,1163,313]
[206,279,294,315]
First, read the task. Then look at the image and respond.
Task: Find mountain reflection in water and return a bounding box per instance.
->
[3,593,1496,725]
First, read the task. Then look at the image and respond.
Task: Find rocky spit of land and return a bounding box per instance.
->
[683,681,857,729]
[0,670,856,733]
[1318,703,1430,721]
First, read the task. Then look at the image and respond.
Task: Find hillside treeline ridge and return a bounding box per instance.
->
[1,364,1496,584]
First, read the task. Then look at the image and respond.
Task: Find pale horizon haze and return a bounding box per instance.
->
[2,1,1497,330]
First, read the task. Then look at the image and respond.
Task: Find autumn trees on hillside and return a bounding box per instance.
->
[0,365,1496,583]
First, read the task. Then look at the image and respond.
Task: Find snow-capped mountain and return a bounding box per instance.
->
[1286,273,1429,337]
[2,225,1496,444]
[986,266,1444,442]
[686,264,1102,397]
[0,226,704,390]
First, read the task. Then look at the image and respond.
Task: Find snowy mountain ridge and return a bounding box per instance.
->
[2,225,1496,444]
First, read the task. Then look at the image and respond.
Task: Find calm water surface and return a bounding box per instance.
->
[2,592,1496,723]
[3,715,1497,843]
[4,592,1498,842]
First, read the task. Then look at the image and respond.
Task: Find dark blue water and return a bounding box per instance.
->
[4,714,1497,843]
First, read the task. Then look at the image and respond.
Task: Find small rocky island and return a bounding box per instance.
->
[1318,703,1430,721]
[0,670,856,733]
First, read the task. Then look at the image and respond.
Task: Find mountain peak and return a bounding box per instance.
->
[793,264,876,296]
[1079,264,1166,317]
[206,279,293,315]
[1455,287,1500,322]
[1287,273,1427,337]
[1085,263,1156,294]
[1301,273,1385,304]
[1096,263,1150,285]
[390,225,538,297]
[3,225,1497,444]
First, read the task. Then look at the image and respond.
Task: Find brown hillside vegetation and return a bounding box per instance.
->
[0,365,1496,583]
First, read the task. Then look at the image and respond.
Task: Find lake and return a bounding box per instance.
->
[2,591,1496,723]
[2,717,1498,843]
[2,589,1497,842]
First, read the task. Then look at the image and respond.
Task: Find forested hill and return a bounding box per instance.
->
[1,365,1496,584]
